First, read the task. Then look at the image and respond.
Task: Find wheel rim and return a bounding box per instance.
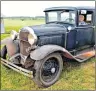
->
[40,57,59,83]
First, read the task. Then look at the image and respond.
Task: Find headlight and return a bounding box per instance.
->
[21,26,37,45]
[10,30,18,40]
[28,33,37,45]
[67,26,72,31]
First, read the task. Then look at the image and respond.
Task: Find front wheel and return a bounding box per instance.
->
[0,45,11,69]
[0,45,7,59]
[33,53,63,87]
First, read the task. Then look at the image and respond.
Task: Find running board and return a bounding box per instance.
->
[63,46,95,62]
[74,50,95,61]
[1,58,33,78]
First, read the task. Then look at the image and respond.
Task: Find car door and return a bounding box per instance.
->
[76,26,94,48]
[76,10,95,49]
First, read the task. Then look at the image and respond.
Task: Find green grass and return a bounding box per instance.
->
[1,19,96,90]
[4,19,45,33]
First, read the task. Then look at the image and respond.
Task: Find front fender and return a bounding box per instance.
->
[30,45,74,61]
[1,37,12,45]
[1,37,20,57]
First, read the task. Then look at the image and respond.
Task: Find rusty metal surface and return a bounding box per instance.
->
[30,45,95,62]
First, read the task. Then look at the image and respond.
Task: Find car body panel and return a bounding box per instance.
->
[44,6,95,12]
[76,26,94,47]
[29,24,67,36]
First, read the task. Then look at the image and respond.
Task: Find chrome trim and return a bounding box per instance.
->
[1,58,33,78]
[20,53,28,65]
[21,27,37,43]
[64,32,68,48]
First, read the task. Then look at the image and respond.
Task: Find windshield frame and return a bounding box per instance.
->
[45,10,77,26]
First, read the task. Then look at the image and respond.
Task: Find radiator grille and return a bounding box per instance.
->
[19,31,31,56]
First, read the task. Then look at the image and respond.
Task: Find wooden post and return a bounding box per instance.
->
[1,18,5,33]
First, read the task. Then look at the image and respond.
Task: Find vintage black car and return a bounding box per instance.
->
[1,6,95,87]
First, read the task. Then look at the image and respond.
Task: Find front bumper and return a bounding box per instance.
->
[1,58,33,78]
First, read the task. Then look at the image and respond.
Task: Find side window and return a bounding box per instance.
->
[86,14,92,24]
[78,10,93,26]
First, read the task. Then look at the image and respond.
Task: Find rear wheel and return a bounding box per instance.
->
[33,53,63,87]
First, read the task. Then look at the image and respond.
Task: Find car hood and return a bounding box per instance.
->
[29,23,67,36]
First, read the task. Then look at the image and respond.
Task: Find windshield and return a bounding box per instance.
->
[46,10,76,24]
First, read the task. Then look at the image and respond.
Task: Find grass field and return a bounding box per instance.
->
[1,19,96,90]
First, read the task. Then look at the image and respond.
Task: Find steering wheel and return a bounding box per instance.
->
[64,18,75,23]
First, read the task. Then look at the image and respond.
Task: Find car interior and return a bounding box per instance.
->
[78,10,93,25]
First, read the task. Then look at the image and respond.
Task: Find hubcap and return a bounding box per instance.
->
[51,68,56,73]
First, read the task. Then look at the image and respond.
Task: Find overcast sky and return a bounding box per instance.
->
[1,1,95,17]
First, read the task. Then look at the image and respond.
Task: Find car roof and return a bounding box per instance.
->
[44,6,95,12]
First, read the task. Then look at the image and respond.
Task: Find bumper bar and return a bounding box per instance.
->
[1,58,33,78]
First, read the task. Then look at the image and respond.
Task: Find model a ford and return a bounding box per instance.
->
[1,6,95,87]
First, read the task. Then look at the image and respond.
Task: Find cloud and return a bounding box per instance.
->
[1,1,95,17]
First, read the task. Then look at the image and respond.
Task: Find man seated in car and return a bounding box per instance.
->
[79,15,87,25]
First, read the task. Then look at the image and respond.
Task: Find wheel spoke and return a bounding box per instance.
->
[41,57,59,82]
